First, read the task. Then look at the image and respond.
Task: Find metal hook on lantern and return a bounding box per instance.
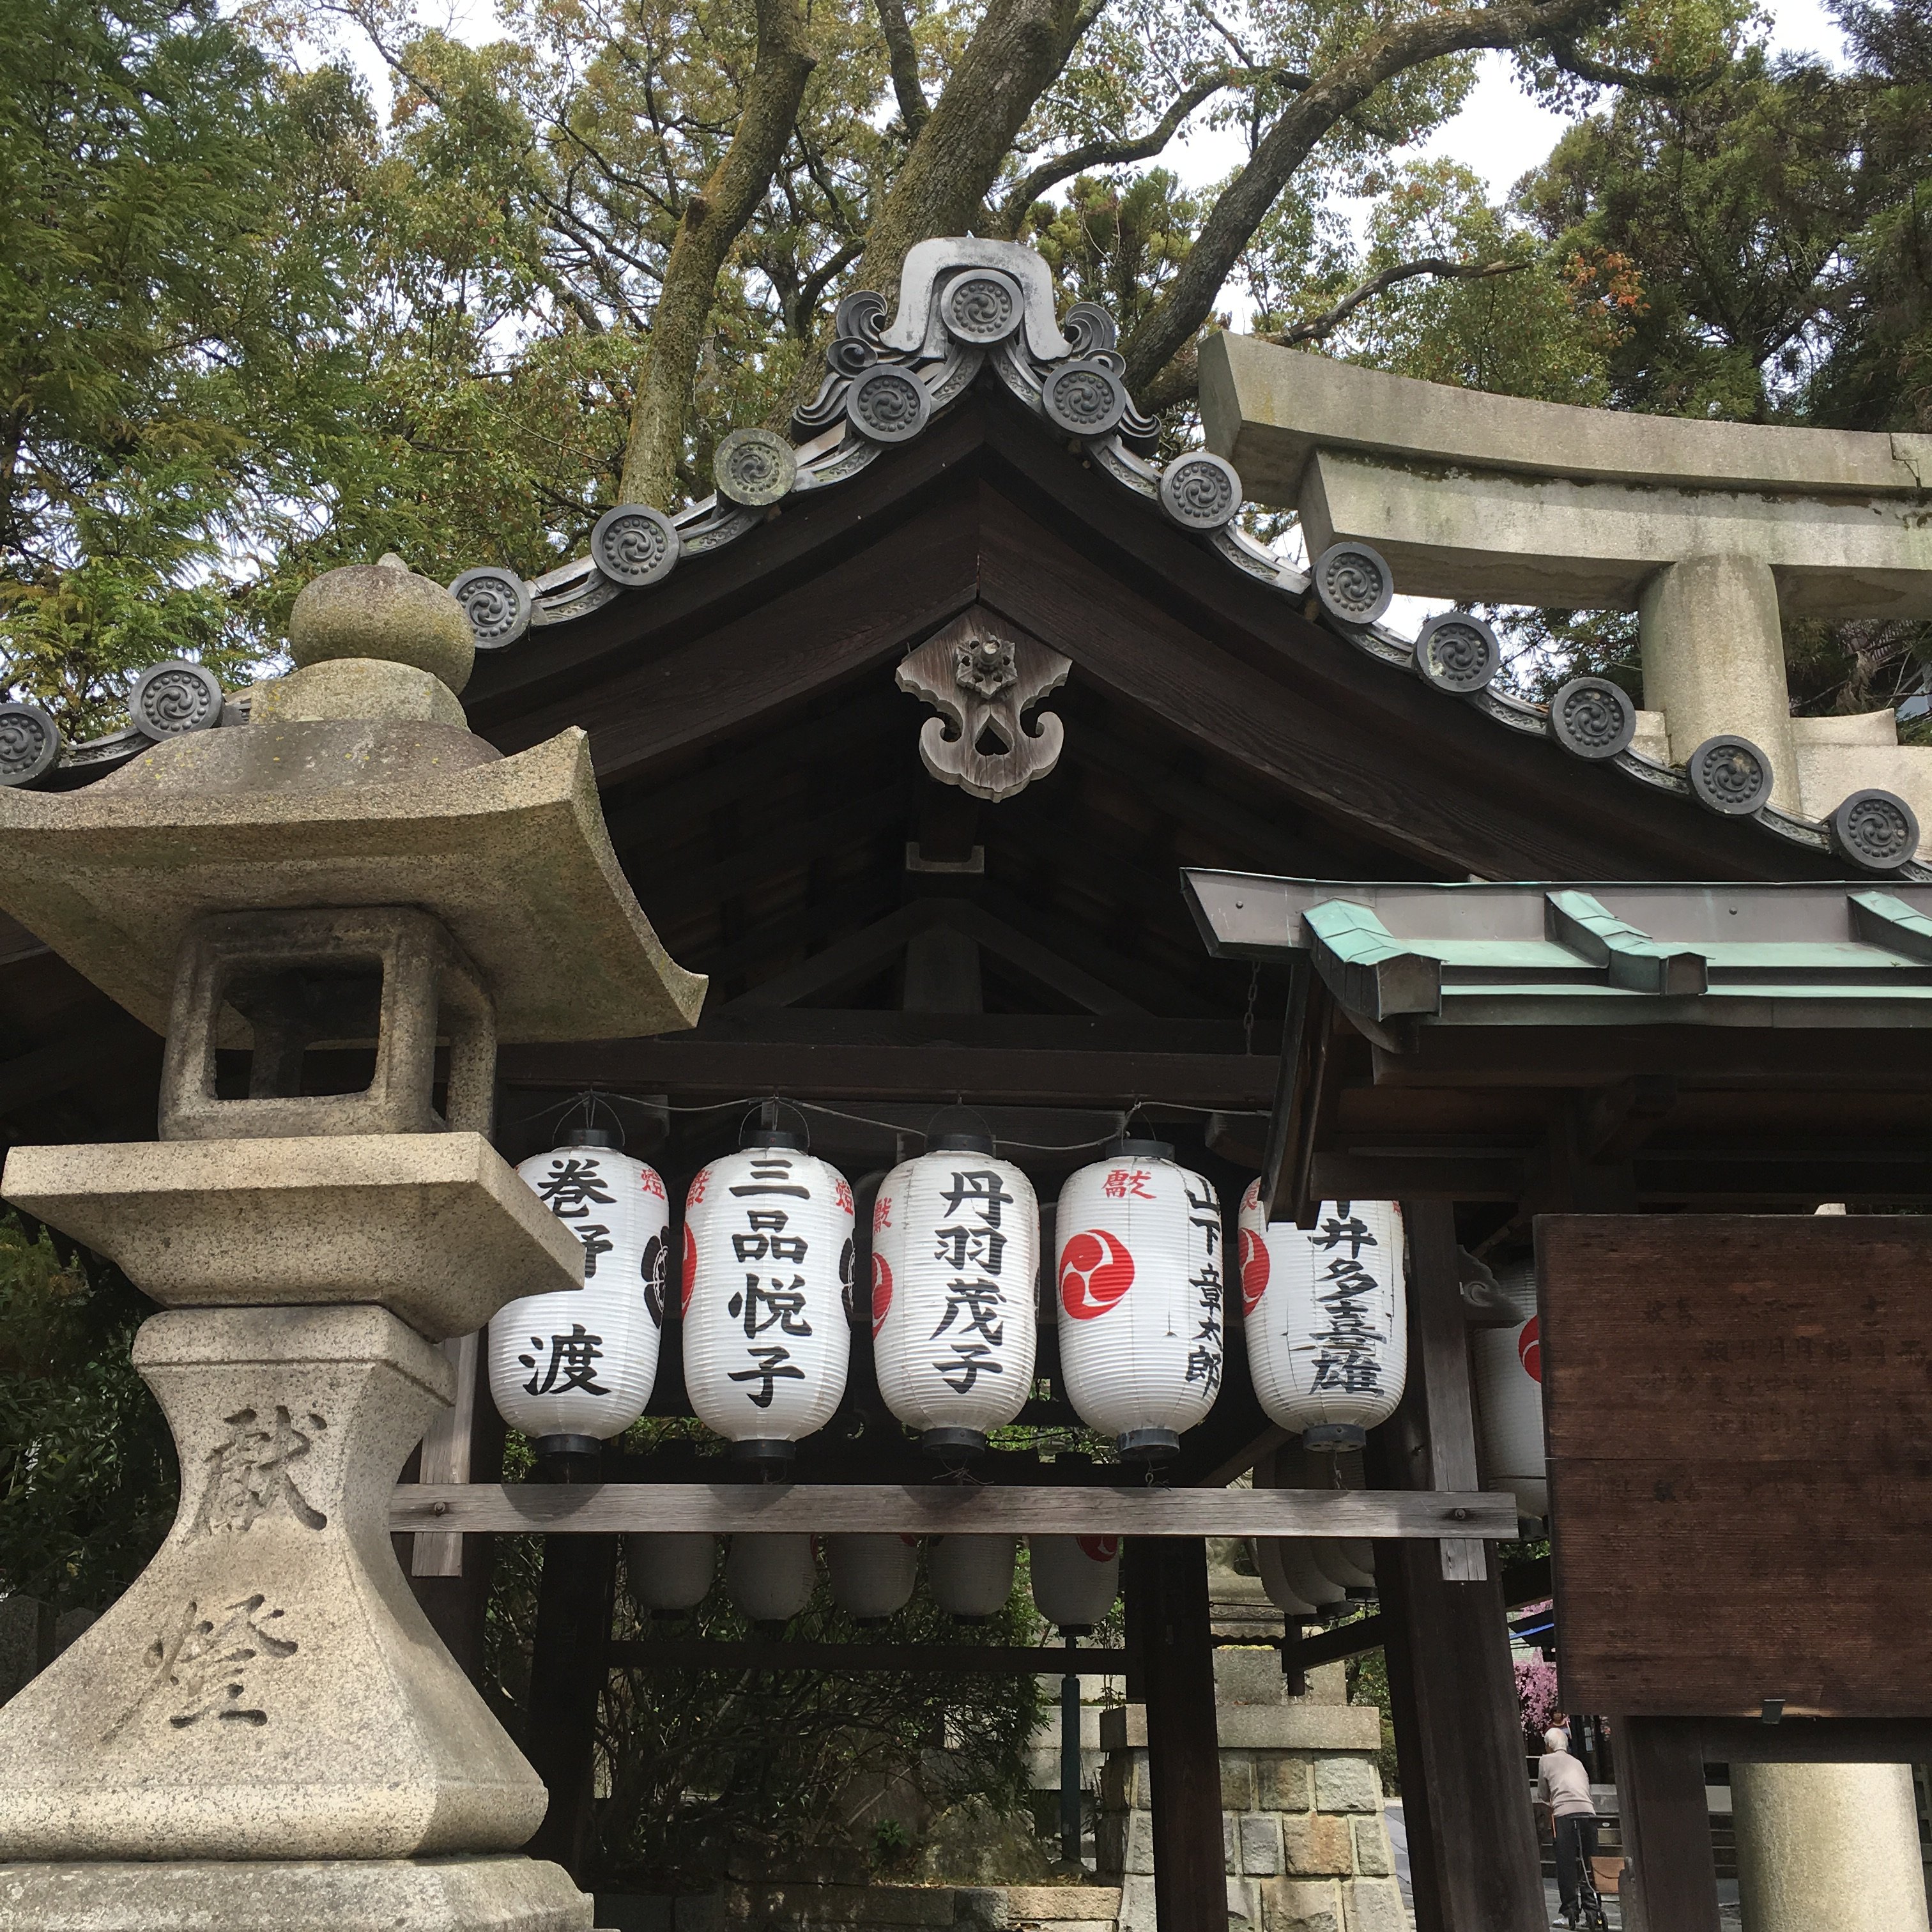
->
[737,1096,813,1151]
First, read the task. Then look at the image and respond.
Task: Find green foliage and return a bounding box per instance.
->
[0,0,372,732]
[0,1218,174,1614]
[479,1524,1048,1892]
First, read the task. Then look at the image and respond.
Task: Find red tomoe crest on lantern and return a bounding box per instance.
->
[1238,1227,1269,1317]
[1077,1534,1119,1562]
[871,1253,893,1337]
[1059,1229,1133,1319]
[1518,1316,1542,1383]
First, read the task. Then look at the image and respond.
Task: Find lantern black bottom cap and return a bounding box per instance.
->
[922,1426,986,1463]
[535,1433,603,1471]
[1116,1427,1181,1464]
[1301,1424,1367,1451]
[732,1438,797,1473]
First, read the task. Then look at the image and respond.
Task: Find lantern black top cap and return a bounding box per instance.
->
[1114,1134,1174,1160]
[926,1103,995,1155]
[740,1098,809,1153]
[560,1125,620,1150]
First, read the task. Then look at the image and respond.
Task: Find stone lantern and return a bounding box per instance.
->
[0,556,705,1932]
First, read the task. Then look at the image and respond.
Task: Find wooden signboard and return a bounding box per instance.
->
[1535,1214,1932,1719]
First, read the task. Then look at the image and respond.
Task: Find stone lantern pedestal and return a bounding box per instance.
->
[0,558,705,1932]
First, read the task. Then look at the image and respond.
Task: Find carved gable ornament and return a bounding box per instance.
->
[896,609,1070,802]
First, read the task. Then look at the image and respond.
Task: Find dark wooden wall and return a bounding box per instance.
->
[1537,1212,1932,1717]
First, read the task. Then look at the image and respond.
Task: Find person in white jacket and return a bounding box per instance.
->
[1535,1724,1600,1926]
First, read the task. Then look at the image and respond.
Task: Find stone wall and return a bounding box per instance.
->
[1097,1652,1402,1932]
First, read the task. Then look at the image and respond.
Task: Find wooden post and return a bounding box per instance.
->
[1124,1537,1224,1932]
[1614,1717,1719,1932]
[407,1327,504,1681]
[523,1471,618,1880]
[1370,1200,1545,1932]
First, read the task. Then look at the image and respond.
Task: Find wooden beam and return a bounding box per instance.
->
[1676,1715,1932,1764]
[629,783,910,921]
[1126,1537,1226,1932]
[724,898,1151,1019]
[1614,1715,1721,1932]
[497,1038,1281,1108]
[389,1482,1517,1539]
[607,1639,1125,1673]
[1578,1073,1678,1163]
[1405,1200,1487,1582]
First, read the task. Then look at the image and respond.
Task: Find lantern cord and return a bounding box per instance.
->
[502,1088,1266,1154]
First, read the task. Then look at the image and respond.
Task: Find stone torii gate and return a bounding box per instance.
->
[1200,336,1932,819]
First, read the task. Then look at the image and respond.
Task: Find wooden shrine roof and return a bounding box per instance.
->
[1186,870,1932,1220]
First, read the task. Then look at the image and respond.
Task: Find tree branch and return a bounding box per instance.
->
[618,0,818,507]
[996,65,1301,234]
[1273,254,1524,346]
[1547,34,1726,95]
[1118,0,1611,392]
[875,0,930,135]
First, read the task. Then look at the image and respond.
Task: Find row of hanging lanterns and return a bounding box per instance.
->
[624,1531,1120,1631]
[490,1110,1413,1468]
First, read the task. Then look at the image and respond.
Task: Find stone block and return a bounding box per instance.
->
[1313,1756,1381,1814]
[1215,1647,1287,1706]
[1223,1812,1237,1874]
[1221,1752,1255,1812]
[1116,1876,1156,1932]
[0,1854,592,1932]
[1257,1877,1342,1932]
[1238,1814,1282,1876]
[252,657,468,729]
[1340,1878,1406,1932]
[1124,1811,1156,1876]
[1350,1816,1392,1879]
[4,1131,583,1340]
[0,1306,548,1861]
[1254,1752,1312,1814]
[1227,1877,1260,1931]
[1100,1750,1144,1813]
[1099,1705,1377,1752]
[1280,1813,1355,1878]
[1094,1813,1129,1880]
[991,1889,1121,1928]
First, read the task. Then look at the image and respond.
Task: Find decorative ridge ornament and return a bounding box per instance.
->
[896,608,1070,802]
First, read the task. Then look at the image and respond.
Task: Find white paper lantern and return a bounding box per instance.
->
[1311,1541,1376,1593]
[1474,1260,1548,1519]
[871,1133,1039,1460]
[1261,1538,1347,1614]
[489,1128,669,1455]
[683,1126,855,1470]
[1055,1140,1224,1462]
[627,1533,716,1615]
[827,1533,919,1623]
[726,1533,816,1625]
[1252,1539,1318,1618]
[1238,1186,1406,1450]
[1030,1533,1120,1633]
[930,1535,1017,1621]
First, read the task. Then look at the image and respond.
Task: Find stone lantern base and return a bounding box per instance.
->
[0,1856,592,1932]
[0,1855,595,1932]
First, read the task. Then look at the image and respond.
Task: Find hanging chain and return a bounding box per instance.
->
[1242,963,1260,1054]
